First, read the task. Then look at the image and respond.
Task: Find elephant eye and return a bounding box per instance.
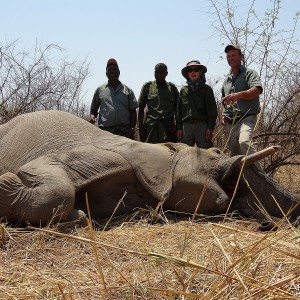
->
[211,148,222,155]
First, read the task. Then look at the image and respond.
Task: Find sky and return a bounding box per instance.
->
[1,0,299,105]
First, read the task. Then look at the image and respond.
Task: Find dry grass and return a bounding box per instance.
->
[1,165,299,300]
[1,217,300,300]
[274,160,300,194]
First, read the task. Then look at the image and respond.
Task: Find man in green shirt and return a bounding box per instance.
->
[138,63,179,143]
[220,44,263,163]
[177,60,217,148]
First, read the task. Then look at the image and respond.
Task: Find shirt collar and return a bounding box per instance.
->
[105,81,122,88]
[228,65,246,78]
[155,80,168,88]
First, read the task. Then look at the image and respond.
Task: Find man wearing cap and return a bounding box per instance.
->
[177,60,217,148]
[220,44,263,163]
[138,63,179,143]
[90,58,138,139]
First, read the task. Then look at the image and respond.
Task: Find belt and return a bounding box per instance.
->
[185,118,201,124]
[224,114,256,125]
[100,124,130,129]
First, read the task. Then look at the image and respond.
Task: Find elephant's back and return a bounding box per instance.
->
[0,110,99,173]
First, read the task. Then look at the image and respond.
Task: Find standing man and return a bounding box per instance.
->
[138,63,179,143]
[177,60,217,148]
[220,44,263,160]
[90,58,138,139]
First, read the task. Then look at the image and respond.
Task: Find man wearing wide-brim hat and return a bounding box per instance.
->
[177,60,218,148]
[220,44,263,169]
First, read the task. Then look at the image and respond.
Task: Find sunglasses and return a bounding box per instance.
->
[187,68,201,73]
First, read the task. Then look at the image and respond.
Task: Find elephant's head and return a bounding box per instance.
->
[162,145,242,214]
[161,144,283,216]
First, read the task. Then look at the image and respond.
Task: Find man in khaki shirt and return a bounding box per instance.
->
[220,44,263,161]
[90,58,138,139]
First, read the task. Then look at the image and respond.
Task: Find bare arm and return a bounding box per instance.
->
[222,87,261,106]
[219,104,225,126]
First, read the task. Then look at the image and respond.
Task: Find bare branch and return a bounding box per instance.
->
[0,39,90,123]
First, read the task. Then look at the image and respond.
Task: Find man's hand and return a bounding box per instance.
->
[222,93,240,106]
[177,130,183,142]
[139,127,146,142]
[223,87,261,106]
[89,115,96,124]
[127,128,135,140]
[206,128,214,141]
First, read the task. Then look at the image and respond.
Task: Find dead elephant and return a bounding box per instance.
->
[0,110,299,226]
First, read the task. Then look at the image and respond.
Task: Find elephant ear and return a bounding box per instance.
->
[125,142,178,200]
[93,134,178,200]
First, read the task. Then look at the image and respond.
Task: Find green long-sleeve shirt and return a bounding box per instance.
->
[177,83,217,130]
[138,81,179,120]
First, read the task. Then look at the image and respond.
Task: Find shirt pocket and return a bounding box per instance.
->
[148,93,160,109]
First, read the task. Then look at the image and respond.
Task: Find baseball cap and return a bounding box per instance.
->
[224,44,242,53]
[106,58,118,68]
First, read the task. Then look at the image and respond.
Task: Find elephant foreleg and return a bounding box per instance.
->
[0,158,76,226]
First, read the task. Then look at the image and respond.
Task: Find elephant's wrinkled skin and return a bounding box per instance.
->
[0,110,299,225]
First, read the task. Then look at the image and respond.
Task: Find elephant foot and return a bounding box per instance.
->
[258,221,278,232]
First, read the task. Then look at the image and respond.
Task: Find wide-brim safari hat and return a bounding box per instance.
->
[181,60,207,79]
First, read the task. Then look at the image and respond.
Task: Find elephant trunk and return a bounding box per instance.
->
[238,167,300,219]
[216,146,300,219]
[219,156,244,182]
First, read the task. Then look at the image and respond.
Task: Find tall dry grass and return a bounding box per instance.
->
[1,215,300,299]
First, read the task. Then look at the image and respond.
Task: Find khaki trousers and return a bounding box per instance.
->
[182,120,213,149]
[225,115,263,171]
